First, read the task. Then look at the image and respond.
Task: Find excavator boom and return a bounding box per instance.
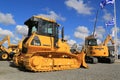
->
[0,36,10,46]
[101,35,115,46]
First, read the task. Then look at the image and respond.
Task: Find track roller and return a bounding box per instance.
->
[85,56,98,64]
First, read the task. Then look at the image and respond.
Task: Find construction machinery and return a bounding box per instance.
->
[84,34,115,63]
[70,43,82,54]
[0,36,22,60]
[82,8,116,63]
[13,16,88,72]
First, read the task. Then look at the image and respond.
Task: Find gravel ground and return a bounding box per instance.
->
[0,61,120,80]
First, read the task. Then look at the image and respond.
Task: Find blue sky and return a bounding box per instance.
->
[0,0,120,47]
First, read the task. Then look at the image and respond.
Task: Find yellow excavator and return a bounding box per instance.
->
[13,16,88,72]
[83,9,115,63]
[84,34,115,63]
[0,36,22,60]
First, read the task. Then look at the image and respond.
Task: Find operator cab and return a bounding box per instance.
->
[22,16,60,53]
[85,38,97,46]
[24,16,60,47]
[24,16,59,38]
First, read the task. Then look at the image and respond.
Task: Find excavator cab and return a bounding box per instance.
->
[85,38,97,46]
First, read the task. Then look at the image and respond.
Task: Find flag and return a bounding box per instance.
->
[105,18,115,26]
[100,0,107,8]
[100,0,115,8]
[106,0,115,4]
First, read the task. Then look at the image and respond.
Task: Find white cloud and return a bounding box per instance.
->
[111,27,120,46]
[0,27,14,37]
[65,0,93,15]
[12,37,21,44]
[0,12,16,25]
[64,35,76,47]
[95,26,105,39]
[97,39,102,45]
[117,38,120,45]
[74,26,89,40]
[67,39,76,47]
[16,25,28,36]
[13,37,21,43]
[111,27,120,33]
[38,11,66,21]
[76,26,89,33]
[96,26,105,33]
[64,35,70,40]
[103,10,113,21]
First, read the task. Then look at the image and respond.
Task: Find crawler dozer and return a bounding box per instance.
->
[84,34,115,63]
[13,16,88,72]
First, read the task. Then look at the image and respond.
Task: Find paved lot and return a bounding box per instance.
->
[0,60,120,80]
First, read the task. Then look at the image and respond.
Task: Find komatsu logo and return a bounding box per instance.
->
[95,48,104,50]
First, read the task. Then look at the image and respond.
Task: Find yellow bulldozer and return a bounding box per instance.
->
[84,34,115,63]
[13,16,88,72]
[0,36,22,60]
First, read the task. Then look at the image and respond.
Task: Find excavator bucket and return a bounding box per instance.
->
[77,51,88,68]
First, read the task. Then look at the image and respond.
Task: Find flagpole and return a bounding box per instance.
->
[114,0,118,59]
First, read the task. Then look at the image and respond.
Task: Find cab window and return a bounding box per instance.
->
[31,36,41,46]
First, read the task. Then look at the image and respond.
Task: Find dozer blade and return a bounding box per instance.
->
[77,51,88,68]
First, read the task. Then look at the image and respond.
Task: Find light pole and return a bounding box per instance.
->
[114,0,118,59]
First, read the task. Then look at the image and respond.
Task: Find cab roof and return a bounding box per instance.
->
[33,15,56,23]
[24,15,59,27]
